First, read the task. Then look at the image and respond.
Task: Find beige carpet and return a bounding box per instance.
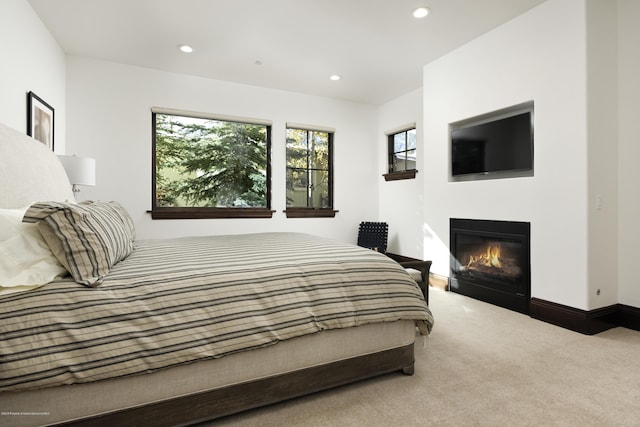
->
[208,289,640,426]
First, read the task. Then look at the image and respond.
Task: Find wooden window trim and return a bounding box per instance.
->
[383,170,418,181]
[283,208,338,218]
[150,207,275,220]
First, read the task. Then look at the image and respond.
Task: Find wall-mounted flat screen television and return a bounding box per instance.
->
[450,101,534,180]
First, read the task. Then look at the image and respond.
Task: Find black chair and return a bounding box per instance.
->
[357,222,388,253]
[357,221,431,304]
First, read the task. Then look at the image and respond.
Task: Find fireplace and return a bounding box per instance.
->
[450,218,531,314]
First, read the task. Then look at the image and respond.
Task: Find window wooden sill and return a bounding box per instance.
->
[383,170,418,181]
[149,207,275,219]
[284,208,338,218]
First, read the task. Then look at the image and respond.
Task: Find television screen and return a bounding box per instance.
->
[451,108,533,178]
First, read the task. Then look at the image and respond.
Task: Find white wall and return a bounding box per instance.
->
[65,57,378,242]
[7,0,637,310]
[421,0,592,309]
[0,0,66,152]
[586,0,619,308]
[378,88,425,259]
[617,0,640,307]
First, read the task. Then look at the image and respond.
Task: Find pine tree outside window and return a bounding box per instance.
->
[151,110,273,219]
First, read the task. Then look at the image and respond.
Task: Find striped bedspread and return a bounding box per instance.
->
[0,232,433,392]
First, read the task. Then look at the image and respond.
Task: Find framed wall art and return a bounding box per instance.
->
[27,91,55,150]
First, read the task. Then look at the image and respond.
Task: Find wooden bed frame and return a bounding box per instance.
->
[0,121,421,426]
[57,345,414,426]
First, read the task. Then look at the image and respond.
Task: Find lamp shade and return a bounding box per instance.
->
[57,155,96,186]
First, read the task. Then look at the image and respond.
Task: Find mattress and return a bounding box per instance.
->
[1,232,432,392]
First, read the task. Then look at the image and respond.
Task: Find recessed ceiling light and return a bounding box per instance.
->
[329,74,341,81]
[178,44,193,53]
[413,7,429,18]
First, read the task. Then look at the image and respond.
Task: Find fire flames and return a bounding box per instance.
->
[460,242,521,281]
[467,244,502,269]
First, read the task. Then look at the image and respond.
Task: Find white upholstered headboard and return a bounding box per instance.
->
[0,122,75,209]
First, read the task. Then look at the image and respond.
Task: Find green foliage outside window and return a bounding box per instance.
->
[286,128,332,208]
[154,113,269,208]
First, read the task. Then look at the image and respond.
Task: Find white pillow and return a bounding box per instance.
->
[0,207,67,295]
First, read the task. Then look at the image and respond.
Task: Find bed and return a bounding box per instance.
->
[0,121,433,426]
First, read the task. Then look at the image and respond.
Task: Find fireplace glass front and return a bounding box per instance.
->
[450,218,530,314]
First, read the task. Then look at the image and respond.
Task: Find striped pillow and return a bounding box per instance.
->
[23,201,135,287]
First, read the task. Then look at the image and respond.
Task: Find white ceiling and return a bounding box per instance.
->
[27,0,547,105]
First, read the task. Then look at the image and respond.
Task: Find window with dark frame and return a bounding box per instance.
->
[384,127,417,181]
[285,127,336,218]
[151,110,273,219]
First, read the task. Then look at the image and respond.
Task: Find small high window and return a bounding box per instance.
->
[285,126,336,218]
[384,127,418,181]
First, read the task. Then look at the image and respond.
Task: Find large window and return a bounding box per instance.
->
[384,126,417,181]
[285,126,335,218]
[152,110,272,219]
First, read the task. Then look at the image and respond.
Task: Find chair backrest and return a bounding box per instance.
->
[357,222,388,253]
